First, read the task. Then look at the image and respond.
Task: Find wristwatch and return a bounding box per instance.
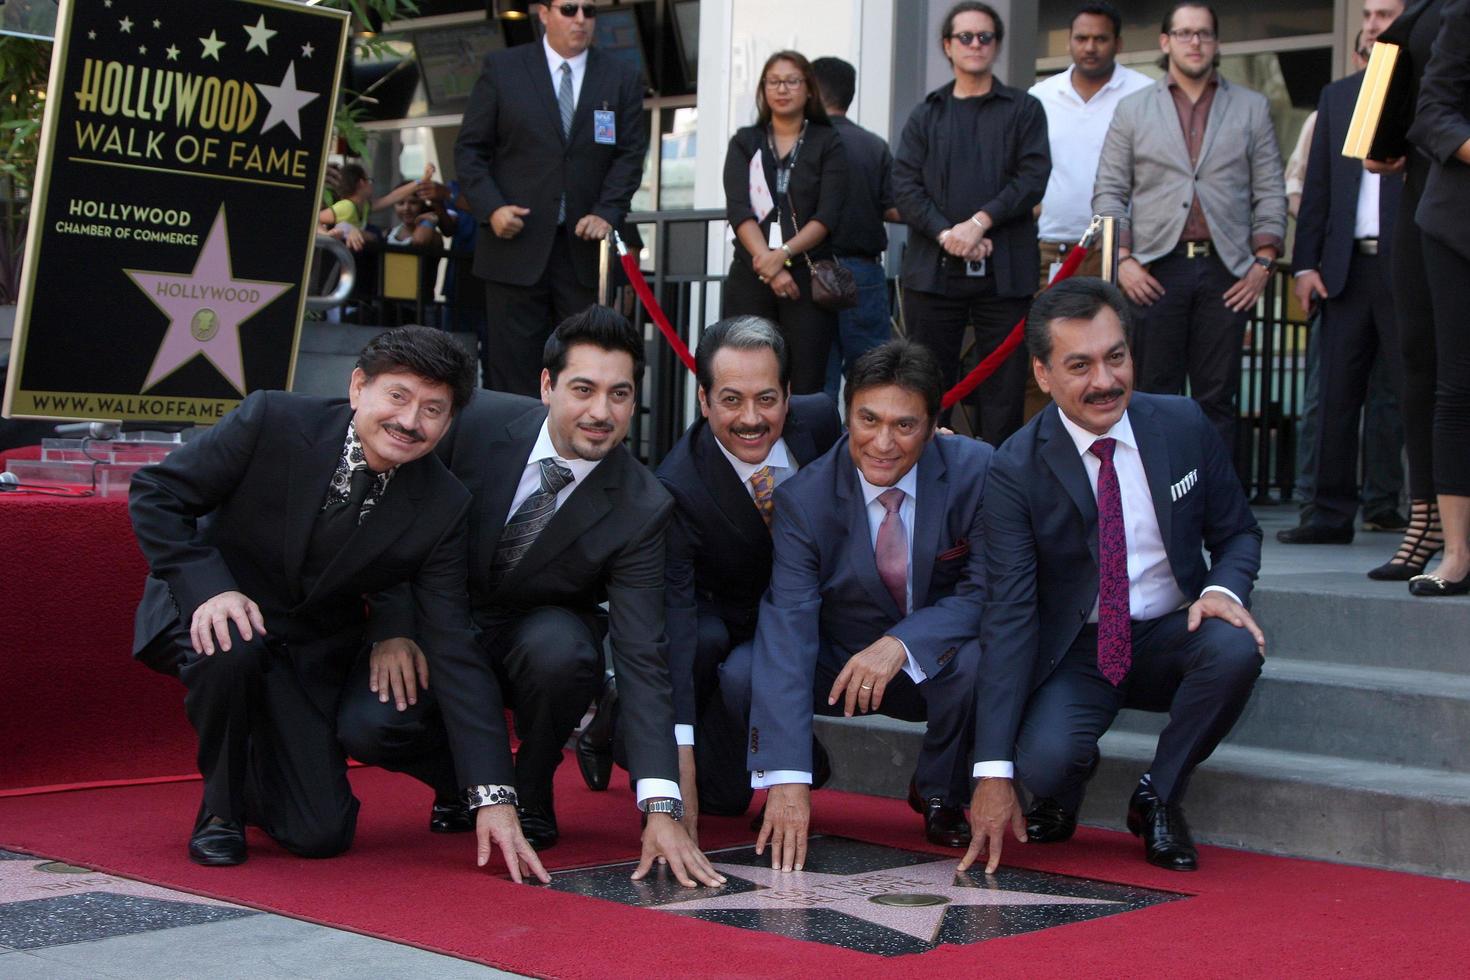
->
[1252,255,1274,271]
[643,797,685,821]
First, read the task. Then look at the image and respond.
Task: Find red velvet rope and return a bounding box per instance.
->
[618,241,1091,410]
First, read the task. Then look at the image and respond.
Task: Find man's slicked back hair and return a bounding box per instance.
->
[695,315,791,395]
[543,305,646,387]
[356,325,477,411]
[844,339,945,423]
[1025,276,1134,364]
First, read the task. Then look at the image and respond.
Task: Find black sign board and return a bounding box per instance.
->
[4,0,349,425]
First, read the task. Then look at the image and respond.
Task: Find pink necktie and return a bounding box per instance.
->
[875,488,908,614]
[1090,438,1131,686]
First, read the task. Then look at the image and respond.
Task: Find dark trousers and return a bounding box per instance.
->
[719,637,979,807]
[172,627,358,858]
[1392,163,1436,499]
[1014,610,1261,810]
[723,258,838,395]
[337,606,602,811]
[482,233,596,396]
[1129,253,1249,453]
[1421,235,1470,496]
[1310,252,1405,526]
[824,257,892,398]
[683,613,757,816]
[902,280,1030,446]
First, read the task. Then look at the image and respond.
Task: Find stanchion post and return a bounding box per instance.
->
[1098,215,1119,284]
[597,235,614,307]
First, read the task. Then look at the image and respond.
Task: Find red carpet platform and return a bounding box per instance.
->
[2,760,1467,978]
[0,486,196,791]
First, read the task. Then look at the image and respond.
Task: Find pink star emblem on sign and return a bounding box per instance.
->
[125,206,293,394]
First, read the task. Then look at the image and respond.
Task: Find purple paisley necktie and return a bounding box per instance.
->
[1090,438,1131,685]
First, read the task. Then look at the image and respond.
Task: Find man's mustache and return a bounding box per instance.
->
[383,422,426,442]
[1084,388,1126,404]
[730,425,770,438]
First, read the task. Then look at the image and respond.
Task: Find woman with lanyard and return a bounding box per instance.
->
[722,50,848,393]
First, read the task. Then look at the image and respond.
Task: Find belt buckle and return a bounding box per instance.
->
[1186,242,1209,259]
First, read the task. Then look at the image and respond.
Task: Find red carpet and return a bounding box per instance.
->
[0,490,196,791]
[2,759,1466,977]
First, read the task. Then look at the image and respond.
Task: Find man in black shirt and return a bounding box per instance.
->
[811,57,900,400]
[893,1,1050,445]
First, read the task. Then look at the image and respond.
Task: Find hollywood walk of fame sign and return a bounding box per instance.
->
[3,0,349,425]
[548,836,1187,957]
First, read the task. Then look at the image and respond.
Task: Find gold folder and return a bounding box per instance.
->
[1344,41,1401,159]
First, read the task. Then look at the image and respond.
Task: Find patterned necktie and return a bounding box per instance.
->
[750,466,775,528]
[1090,438,1132,686]
[557,61,574,224]
[491,457,575,582]
[874,488,908,615]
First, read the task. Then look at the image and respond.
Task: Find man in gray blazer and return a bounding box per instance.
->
[1092,2,1286,452]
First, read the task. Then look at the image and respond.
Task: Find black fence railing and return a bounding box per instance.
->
[319,216,1316,499]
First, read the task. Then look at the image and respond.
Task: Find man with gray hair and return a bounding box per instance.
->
[614,316,841,837]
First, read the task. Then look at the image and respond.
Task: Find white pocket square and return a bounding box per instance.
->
[1170,469,1198,502]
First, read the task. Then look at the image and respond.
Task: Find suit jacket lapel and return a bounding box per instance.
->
[472,404,545,592]
[910,442,946,607]
[283,405,353,601]
[305,463,420,604]
[837,457,905,620]
[694,422,770,547]
[506,448,619,584]
[1196,79,1228,175]
[569,50,605,144]
[523,43,567,147]
[1155,83,1193,174]
[1129,399,1175,560]
[1039,407,1100,567]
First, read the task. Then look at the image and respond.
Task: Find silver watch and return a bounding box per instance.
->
[644,797,685,821]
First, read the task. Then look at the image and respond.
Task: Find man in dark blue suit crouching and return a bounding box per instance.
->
[722,339,991,870]
[962,277,1264,876]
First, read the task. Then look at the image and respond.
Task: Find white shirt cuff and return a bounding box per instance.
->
[751,769,812,789]
[635,778,682,807]
[897,638,927,683]
[1201,585,1243,607]
[972,761,1015,779]
[674,724,695,747]
[1292,269,1315,278]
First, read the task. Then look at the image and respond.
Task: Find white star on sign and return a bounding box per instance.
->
[153,18,162,29]
[199,30,225,61]
[301,41,315,58]
[104,0,112,7]
[138,44,147,55]
[165,44,180,61]
[657,860,1116,945]
[119,16,133,33]
[255,62,320,140]
[87,30,96,40]
[243,14,277,55]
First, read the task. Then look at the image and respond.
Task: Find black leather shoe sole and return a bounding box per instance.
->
[924,803,971,848]
[1276,523,1354,545]
[517,807,559,851]
[189,821,246,866]
[429,800,474,834]
[1126,785,1197,872]
[1024,798,1078,843]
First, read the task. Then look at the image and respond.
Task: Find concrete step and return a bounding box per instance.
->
[1251,581,1470,675]
[1109,658,1470,773]
[813,715,1470,880]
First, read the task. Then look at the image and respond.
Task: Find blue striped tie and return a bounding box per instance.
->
[557,61,573,225]
[491,457,575,582]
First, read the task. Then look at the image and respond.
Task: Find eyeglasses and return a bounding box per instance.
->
[554,3,598,17]
[763,76,805,91]
[945,30,997,47]
[1167,28,1216,43]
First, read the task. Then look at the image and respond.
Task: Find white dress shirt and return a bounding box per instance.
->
[673,437,798,748]
[973,409,1240,780]
[511,422,681,807]
[543,36,588,111]
[1354,172,1381,240]
[752,464,927,790]
[1030,64,1153,243]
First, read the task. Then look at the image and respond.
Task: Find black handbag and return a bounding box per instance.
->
[786,193,858,311]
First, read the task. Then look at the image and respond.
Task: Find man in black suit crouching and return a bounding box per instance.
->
[591,317,840,837]
[962,277,1264,875]
[130,327,546,882]
[340,307,722,889]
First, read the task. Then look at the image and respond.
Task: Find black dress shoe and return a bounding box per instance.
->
[1126,780,1197,871]
[576,675,618,792]
[1276,522,1353,545]
[1362,510,1408,532]
[516,804,559,851]
[429,797,474,834]
[1408,572,1470,597]
[922,799,971,848]
[1024,797,1078,843]
[189,817,247,866]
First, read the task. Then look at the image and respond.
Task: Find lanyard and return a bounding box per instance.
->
[766,120,808,199]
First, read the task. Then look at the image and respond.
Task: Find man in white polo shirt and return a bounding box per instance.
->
[1030,2,1151,285]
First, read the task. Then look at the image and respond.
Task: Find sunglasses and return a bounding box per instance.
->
[945,30,997,47]
[554,3,598,17]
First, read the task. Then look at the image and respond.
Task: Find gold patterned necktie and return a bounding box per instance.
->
[750,466,775,528]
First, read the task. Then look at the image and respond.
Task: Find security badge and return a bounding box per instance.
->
[593,107,616,145]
